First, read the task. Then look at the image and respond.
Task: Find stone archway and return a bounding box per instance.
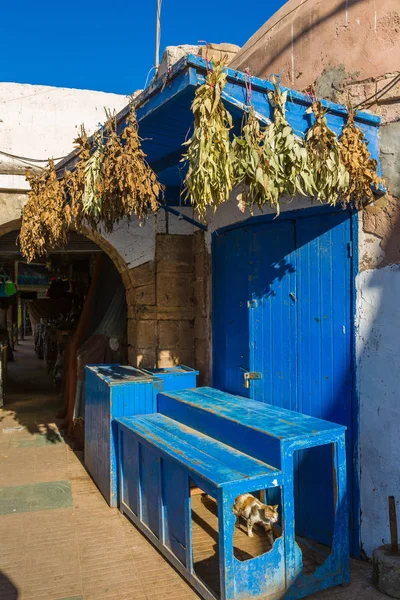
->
[0,218,135,434]
[0,218,132,288]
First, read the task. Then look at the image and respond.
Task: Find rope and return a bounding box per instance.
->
[245,68,252,105]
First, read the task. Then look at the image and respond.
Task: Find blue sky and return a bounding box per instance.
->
[1,1,286,96]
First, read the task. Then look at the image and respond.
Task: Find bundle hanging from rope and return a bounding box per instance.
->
[114,107,162,223]
[339,107,384,208]
[305,100,349,205]
[233,106,272,213]
[263,76,314,208]
[64,126,95,231]
[182,58,234,219]
[81,131,104,221]
[20,160,69,262]
[79,108,162,233]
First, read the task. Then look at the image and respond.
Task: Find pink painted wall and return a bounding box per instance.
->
[230,0,400,89]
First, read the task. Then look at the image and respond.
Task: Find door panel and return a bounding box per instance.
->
[295,213,353,543]
[248,221,297,410]
[213,209,355,552]
[213,227,251,397]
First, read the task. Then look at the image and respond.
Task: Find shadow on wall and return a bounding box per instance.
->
[232,0,366,79]
[357,203,400,557]
[0,571,19,599]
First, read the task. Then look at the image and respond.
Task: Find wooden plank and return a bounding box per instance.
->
[146,413,278,475]
[160,387,346,438]
[117,416,280,488]
[158,391,282,468]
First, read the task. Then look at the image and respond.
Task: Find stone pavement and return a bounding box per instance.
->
[0,340,390,600]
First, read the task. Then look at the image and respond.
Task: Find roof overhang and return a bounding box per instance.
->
[56,54,382,204]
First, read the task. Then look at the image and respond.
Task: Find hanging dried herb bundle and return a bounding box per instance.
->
[75,108,162,233]
[81,131,104,221]
[110,108,162,227]
[20,160,69,262]
[232,106,273,213]
[305,100,349,205]
[96,114,124,232]
[182,59,234,218]
[65,126,94,231]
[262,77,314,209]
[339,108,383,208]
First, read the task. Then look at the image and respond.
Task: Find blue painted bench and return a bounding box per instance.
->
[117,387,349,599]
[117,413,285,600]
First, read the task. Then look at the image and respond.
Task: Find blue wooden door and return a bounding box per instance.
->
[213,226,251,397]
[213,210,356,552]
[294,212,353,547]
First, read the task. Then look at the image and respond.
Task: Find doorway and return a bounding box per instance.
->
[0,229,127,446]
[212,208,358,555]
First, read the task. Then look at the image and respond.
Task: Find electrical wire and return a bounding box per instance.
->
[354,73,400,110]
[144,66,157,88]
[0,148,67,167]
[0,150,65,169]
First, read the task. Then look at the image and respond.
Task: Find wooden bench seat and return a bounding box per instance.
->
[118,413,282,496]
[116,412,286,600]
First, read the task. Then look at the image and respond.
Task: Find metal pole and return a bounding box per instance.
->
[155,0,162,75]
[389,496,399,555]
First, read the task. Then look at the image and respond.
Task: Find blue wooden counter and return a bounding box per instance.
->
[84,364,162,507]
[117,386,349,599]
[158,387,349,598]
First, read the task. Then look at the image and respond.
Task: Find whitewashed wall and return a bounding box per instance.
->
[0,81,129,259]
[356,264,400,556]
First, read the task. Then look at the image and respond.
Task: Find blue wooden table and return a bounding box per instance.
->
[117,387,349,599]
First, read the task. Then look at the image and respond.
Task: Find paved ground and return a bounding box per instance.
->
[0,340,390,600]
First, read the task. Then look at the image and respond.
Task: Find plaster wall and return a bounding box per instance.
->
[230,0,399,92]
[356,265,400,557]
[0,82,128,174]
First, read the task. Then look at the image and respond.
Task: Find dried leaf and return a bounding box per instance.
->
[339,108,384,208]
[182,58,234,219]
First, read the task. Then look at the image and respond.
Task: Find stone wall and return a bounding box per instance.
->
[126,234,195,370]
[193,231,211,385]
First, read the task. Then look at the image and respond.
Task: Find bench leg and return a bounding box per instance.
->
[217,488,236,600]
[281,451,302,589]
[283,435,350,598]
[333,434,350,584]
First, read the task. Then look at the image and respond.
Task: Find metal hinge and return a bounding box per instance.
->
[348,242,353,258]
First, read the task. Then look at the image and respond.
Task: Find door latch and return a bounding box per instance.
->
[243,371,262,389]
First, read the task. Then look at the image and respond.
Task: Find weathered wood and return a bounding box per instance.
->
[117,386,349,599]
[389,496,399,555]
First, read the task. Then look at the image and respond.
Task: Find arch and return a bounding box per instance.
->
[0,218,132,291]
[0,217,133,435]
